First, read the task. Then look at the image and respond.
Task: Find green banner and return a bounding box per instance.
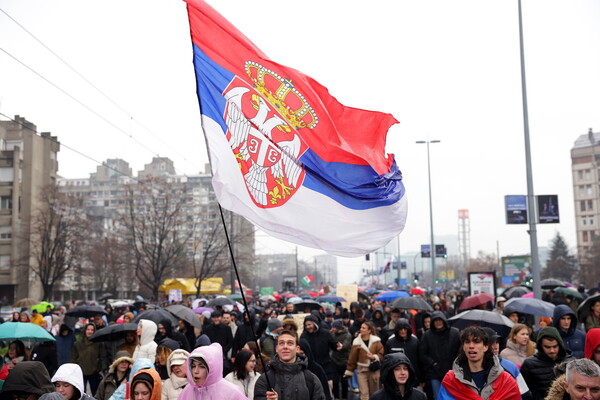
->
[260,287,275,295]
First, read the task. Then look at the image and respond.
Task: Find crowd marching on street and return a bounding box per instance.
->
[2,282,600,400]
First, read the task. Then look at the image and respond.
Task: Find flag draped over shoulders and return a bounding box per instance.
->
[185,0,407,256]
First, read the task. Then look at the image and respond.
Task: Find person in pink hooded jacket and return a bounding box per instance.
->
[178,342,249,400]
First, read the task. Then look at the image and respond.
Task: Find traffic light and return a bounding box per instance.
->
[435,244,447,258]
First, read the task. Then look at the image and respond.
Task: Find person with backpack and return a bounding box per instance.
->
[254,330,325,400]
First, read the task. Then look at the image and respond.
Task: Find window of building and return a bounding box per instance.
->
[588,185,593,195]
[586,169,592,180]
[583,231,589,242]
[579,170,584,180]
[0,196,12,210]
[583,218,587,225]
[0,226,11,240]
[582,200,587,212]
[588,200,594,211]
[0,255,9,270]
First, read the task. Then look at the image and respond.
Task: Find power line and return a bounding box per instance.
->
[0,7,202,174]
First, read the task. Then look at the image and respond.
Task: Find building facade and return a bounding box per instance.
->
[57,158,255,301]
[0,116,60,302]
[571,128,600,284]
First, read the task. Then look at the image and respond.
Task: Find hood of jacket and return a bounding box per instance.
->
[585,328,600,359]
[130,368,162,400]
[107,358,155,400]
[167,349,190,378]
[0,361,54,398]
[431,310,449,331]
[269,352,310,374]
[303,315,320,333]
[109,354,135,374]
[51,363,85,399]
[138,319,158,346]
[552,304,578,335]
[536,327,567,359]
[186,343,223,388]
[393,318,413,337]
[380,352,416,397]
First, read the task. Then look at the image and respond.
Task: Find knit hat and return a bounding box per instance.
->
[331,320,344,330]
[268,318,283,332]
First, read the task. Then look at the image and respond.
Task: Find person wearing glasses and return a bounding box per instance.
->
[225,349,260,399]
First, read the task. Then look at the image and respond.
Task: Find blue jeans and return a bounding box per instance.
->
[430,379,441,400]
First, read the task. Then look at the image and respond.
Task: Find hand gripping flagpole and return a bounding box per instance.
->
[217,204,275,391]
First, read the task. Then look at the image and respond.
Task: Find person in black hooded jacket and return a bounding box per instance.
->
[299,338,332,400]
[155,319,190,352]
[417,310,460,400]
[300,314,342,385]
[384,318,421,385]
[370,352,426,400]
[0,361,55,400]
[232,307,257,360]
[520,326,576,400]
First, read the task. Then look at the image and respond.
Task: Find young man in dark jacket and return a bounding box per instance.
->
[300,315,341,387]
[520,326,576,400]
[553,304,586,359]
[418,310,460,400]
[254,330,325,400]
[371,352,426,400]
[384,318,421,385]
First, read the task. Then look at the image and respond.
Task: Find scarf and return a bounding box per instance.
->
[441,370,520,400]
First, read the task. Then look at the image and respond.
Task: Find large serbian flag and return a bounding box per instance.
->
[186,0,407,257]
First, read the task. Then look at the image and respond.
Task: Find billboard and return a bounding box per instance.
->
[468,271,496,296]
[505,195,528,224]
[537,195,559,223]
[421,244,431,258]
[502,255,531,283]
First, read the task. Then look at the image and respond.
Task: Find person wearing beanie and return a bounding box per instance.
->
[96,351,134,400]
[178,343,248,400]
[259,318,283,359]
[51,363,96,400]
[133,319,158,362]
[195,334,211,348]
[520,326,576,400]
[130,368,162,400]
[330,319,352,400]
[539,316,552,329]
[162,349,190,400]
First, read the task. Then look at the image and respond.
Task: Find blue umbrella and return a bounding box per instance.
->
[315,295,346,303]
[505,297,555,317]
[0,322,55,342]
[377,291,410,302]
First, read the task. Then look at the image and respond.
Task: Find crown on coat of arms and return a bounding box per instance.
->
[245,61,318,130]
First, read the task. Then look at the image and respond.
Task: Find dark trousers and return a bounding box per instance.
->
[84,373,100,396]
[332,364,348,399]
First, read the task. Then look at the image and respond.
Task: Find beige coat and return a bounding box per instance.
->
[344,334,384,375]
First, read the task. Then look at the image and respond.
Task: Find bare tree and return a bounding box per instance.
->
[29,184,87,300]
[86,232,130,295]
[121,177,192,300]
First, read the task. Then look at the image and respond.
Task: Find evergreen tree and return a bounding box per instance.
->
[542,233,578,281]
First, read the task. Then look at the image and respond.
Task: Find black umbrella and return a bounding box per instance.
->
[207,297,235,308]
[389,297,433,312]
[540,278,566,289]
[577,293,600,321]
[66,305,108,319]
[166,305,202,330]
[294,300,321,311]
[132,309,178,328]
[99,293,114,302]
[90,323,138,342]
[448,309,514,338]
[501,285,532,299]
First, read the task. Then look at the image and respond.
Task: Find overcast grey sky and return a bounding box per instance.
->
[1,1,599,281]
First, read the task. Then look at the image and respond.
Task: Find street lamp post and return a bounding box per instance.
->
[416,140,440,287]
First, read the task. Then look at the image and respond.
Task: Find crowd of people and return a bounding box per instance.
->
[1,284,600,400]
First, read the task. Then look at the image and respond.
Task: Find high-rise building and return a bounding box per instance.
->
[0,116,60,302]
[58,158,255,300]
[571,128,600,284]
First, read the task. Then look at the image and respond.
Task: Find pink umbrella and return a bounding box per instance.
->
[522,292,534,298]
